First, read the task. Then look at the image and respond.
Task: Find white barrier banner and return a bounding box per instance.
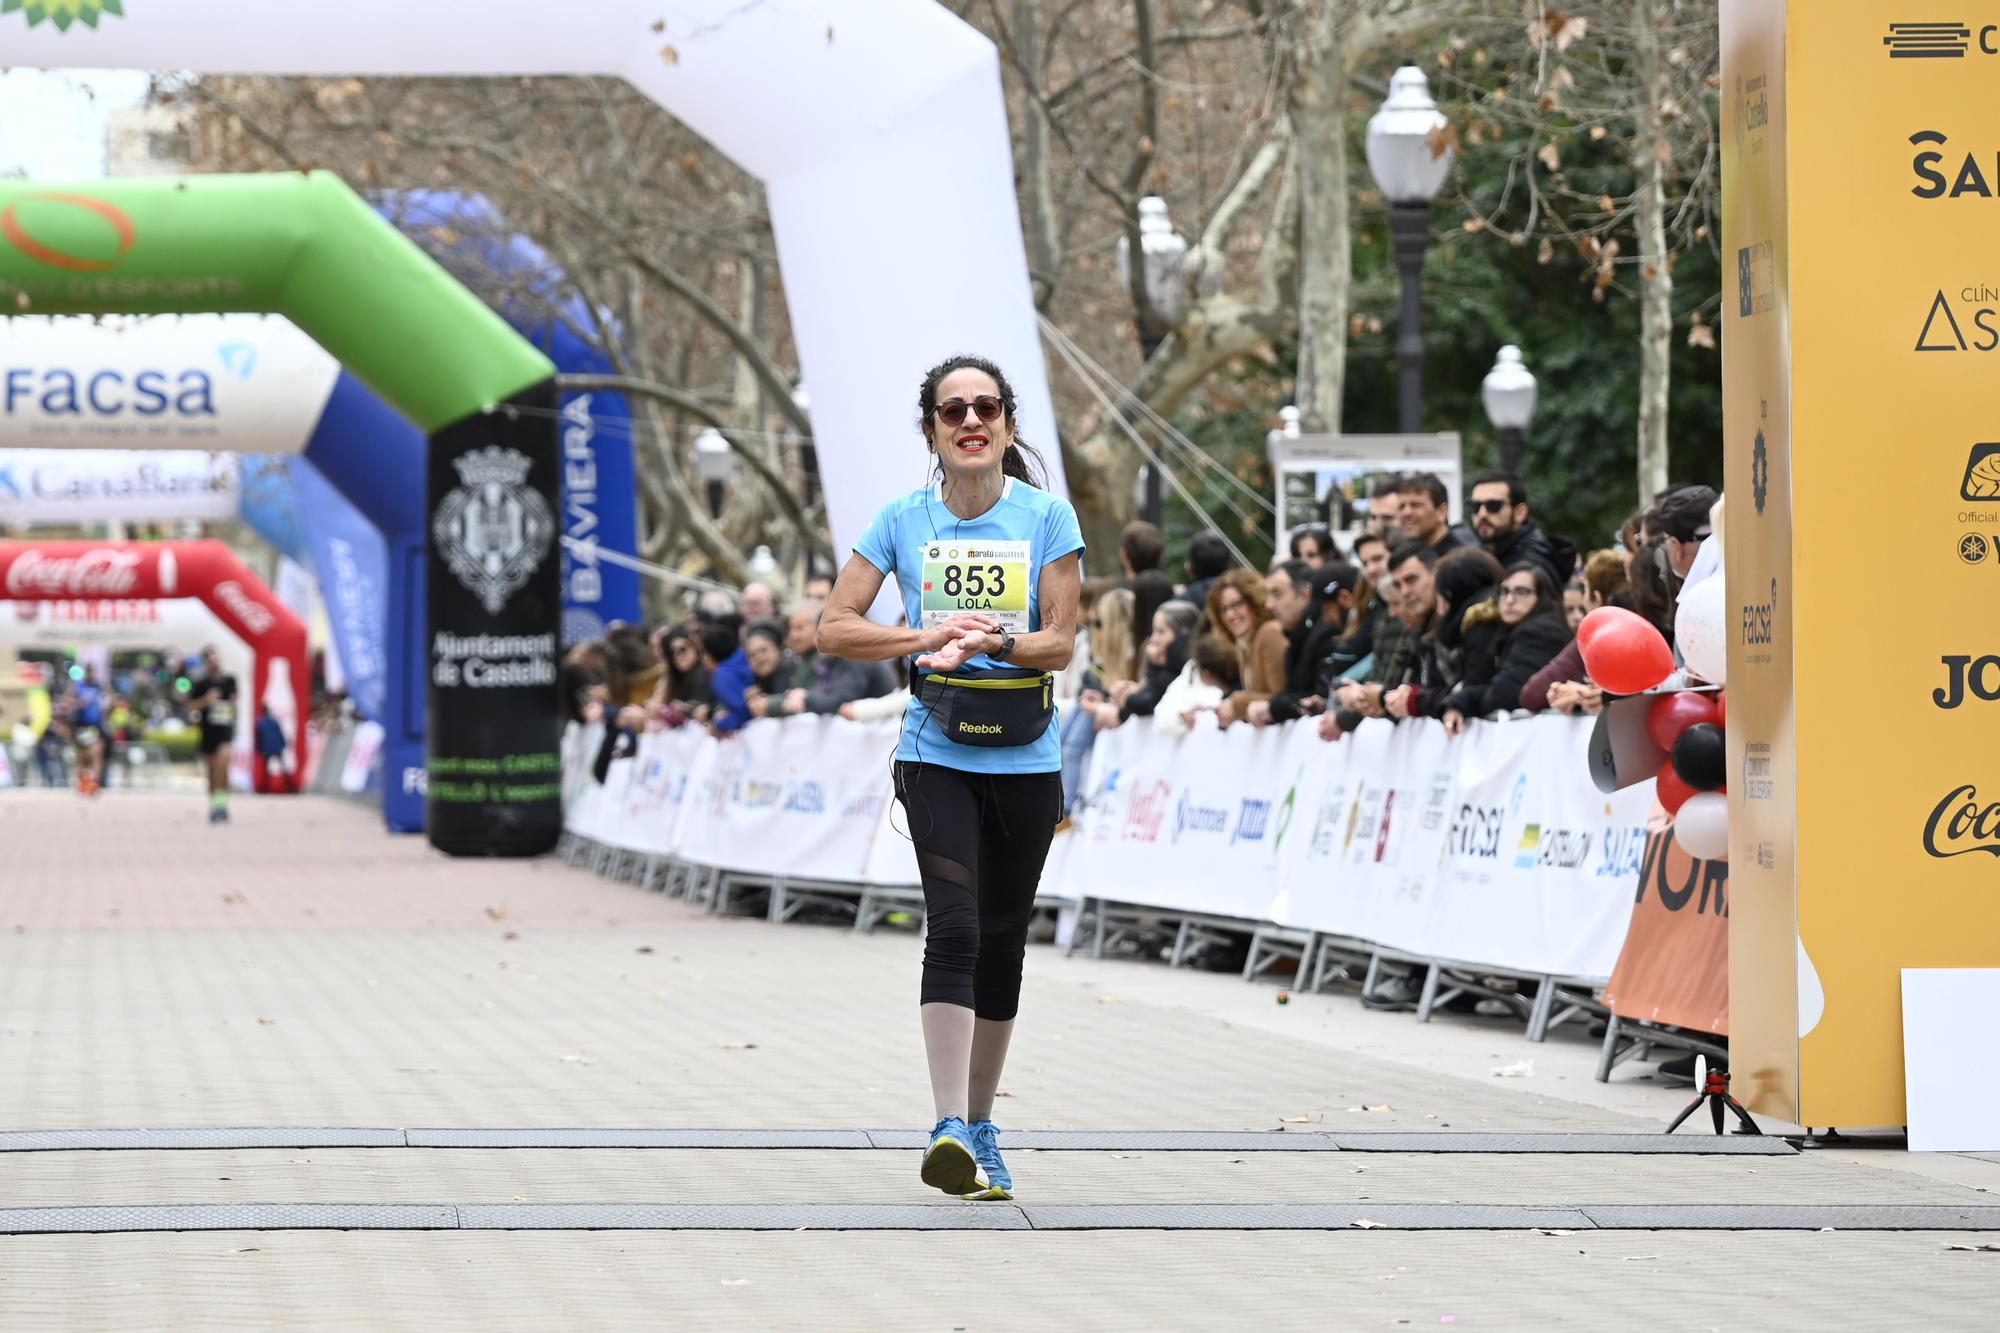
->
[562,710,1654,982]
[1414,716,1653,978]
[1053,717,1299,920]
[669,715,898,880]
[0,449,240,523]
[616,726,707,858]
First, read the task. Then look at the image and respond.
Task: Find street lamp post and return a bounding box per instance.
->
[1480,345,1538,476]
[1117,195,1190,527]
[1365,65,1454,436]
[693,427,733,519]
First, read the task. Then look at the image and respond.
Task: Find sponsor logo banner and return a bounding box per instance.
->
[0,315,340,450]
[0,448,237,523]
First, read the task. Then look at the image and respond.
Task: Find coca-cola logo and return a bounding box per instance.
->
[214,580,275,636]
[3,548,142,598]
[1922,784,2000,859]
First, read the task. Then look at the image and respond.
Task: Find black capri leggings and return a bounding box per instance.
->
[893,761,1064,1021]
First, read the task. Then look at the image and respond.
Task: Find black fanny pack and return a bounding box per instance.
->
[913,664,1055,748]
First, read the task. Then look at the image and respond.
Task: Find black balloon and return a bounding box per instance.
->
[1670,723,1728,792]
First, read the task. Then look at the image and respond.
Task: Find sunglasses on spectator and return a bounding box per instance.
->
[935,396,1004,428]
[1472,498,1512,515]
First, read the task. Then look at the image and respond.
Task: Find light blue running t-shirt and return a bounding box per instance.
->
[853,478,1086,773]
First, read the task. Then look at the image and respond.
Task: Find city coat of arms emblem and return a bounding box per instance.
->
[432,446,554,615]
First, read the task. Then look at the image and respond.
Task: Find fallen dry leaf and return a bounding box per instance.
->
[1491,1060,1535,1079]
[716,1041,757,1050]
[1351,1219,1385,1229]
[721,1278,751,1287]
[502,931,520,942]
[558,1054,593,1065]
[1364,1104,1395,1113]
[484,906,508,921]
[1281,1116,1311,1124]
[1945,1242,2000,1252]
[636,945,655,954]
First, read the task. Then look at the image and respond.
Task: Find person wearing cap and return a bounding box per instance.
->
[1257,560,1362,725]
[1308,562,1370,696]
[1653,484,1719,580]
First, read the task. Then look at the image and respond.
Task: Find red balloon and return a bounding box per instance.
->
[1656,760,1698,816]
[1648,691,1722,753]
[1576,604,1615,652]
[1715,691,1727,731]
[1577,607,1675,695]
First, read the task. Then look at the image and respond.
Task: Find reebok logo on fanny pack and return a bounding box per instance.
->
[958,721,1006,735]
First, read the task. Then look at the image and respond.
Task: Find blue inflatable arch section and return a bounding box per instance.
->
[239,194,641,833]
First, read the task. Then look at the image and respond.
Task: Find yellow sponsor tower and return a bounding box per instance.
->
[1724,2,2000,1128]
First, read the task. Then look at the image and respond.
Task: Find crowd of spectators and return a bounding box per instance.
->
[566,577,903,782]
[1056,469,1716,775]
[571,469,1720,827]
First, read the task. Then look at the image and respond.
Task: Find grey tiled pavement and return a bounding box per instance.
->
[4,791,1999,1330]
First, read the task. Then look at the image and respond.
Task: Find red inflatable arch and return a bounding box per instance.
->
[0,540,309,793]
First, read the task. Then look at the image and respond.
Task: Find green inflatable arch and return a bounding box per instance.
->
[0,172,566,857]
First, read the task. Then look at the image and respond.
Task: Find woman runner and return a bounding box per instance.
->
[818,354,1084,1201]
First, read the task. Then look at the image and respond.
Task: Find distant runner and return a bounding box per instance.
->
[71,669,107,798]
[186,647,239,824]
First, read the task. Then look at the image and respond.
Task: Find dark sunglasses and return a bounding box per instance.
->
[935,395,1004,428]
[1472,498,1511,515]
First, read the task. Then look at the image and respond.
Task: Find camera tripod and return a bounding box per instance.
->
[1663,1056,1763,1137]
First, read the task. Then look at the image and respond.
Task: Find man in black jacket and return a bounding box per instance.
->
[1469,470,1576,587]
[1255,559,1357,725]
[1291,561,1364,718]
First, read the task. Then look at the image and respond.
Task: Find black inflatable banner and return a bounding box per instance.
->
[425,380,564,856]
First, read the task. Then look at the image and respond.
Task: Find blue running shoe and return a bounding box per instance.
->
[921,1116,988,1196]
[964,1119,1013,1200]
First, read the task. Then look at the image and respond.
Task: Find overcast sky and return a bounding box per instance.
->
[0,68,151,180]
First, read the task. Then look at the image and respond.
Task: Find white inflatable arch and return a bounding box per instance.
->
[7,0,1066,561]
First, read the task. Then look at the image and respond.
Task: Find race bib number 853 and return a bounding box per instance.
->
[920,540,1031,632]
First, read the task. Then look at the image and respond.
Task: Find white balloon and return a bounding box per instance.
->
[1675,576,1729,686]
[1675,791,1730,861]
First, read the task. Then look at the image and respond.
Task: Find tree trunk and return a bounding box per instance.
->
[1632,0,1672,505]
[1290,3,1351,435]
[1014,0,1062,311]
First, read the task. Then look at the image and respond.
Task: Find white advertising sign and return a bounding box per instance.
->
[0,316,341,452]
[0,448,239,523]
